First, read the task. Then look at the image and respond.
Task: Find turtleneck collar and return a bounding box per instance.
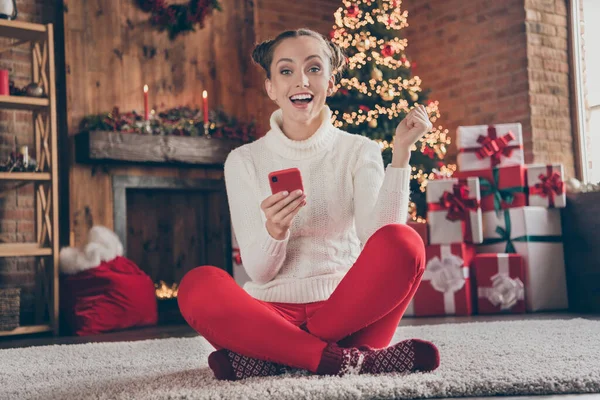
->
[263,105,337,160]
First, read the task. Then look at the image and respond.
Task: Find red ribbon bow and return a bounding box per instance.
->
[475,126,516,166]
[439,184,479,221]
[532,169,564,207]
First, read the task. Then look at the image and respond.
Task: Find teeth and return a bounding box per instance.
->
[290,94,313,101]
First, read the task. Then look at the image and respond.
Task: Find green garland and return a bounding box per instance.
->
[80,106,256,143]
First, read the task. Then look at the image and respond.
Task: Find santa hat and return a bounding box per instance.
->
[59,226,124,275]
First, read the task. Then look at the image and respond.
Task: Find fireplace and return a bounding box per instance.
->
[112,175,232,324]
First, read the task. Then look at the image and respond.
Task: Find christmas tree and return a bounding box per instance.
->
[327,0,455,221]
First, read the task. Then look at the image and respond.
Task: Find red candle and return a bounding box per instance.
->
[0,70,9,96]
[202,90,208,124]
[143,84,149,120]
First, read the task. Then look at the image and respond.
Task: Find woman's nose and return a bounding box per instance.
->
[296,72,310,88]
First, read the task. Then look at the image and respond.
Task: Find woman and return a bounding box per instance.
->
[178,28,439,381]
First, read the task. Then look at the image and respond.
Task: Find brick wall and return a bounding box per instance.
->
[402,0,575,177]
[402,0,531,165]
[525,0,574,176]
[578,0,591,176]
[0,0,56,325]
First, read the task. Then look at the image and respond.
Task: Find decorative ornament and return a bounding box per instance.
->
[408,201,417,220]
[435,144,447,159]
[422,146,436,159]
[400,56,407,64]
[135,0,222,40]
[381,44,395,58]
[0,0,18,20]
[346,4,359,17]
[368,119,378,128]
[410,91,419,102]
[371,66,383,81]
[356,39,366,52]
[380,87,394,101]
[565,177,600,193]
[25,82,44,97]
[0,137,38,172]
[565,177,582,194]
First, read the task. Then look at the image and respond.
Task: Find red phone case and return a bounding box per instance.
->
[269,168,304,195]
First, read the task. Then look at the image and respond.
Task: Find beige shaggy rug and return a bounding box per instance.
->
[1,318,599,400]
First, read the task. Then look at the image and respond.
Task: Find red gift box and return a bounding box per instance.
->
[407,221,428,246]
[456,165,526,212]
[472,253,526,314]
[406,243,475,317]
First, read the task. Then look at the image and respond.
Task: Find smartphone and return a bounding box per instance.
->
[268,168,304,195]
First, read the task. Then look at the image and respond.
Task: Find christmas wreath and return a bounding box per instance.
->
[136,0,222,40]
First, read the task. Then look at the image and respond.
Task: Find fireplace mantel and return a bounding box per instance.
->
[76,130,243,166]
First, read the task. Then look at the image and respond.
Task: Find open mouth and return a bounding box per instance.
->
[289,94,314,106]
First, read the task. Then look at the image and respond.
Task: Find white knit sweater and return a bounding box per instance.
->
[223,105,411,303]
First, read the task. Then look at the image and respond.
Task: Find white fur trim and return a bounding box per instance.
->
[59,226,124,275]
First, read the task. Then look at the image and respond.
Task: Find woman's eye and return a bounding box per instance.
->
[309,66,321,72]
[280,69,292,75]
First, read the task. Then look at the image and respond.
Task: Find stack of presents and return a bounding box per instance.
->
[406,123,568,316]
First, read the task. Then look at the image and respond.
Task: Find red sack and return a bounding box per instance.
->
[60,256,158,336]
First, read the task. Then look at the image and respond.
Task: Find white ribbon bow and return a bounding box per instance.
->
[424,254,466,294]
[484,273,525,310]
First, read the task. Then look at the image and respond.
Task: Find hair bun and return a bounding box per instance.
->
[252,40,274,75]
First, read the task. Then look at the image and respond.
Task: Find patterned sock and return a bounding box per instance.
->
[208,349,288,381]
[316,339,439,376]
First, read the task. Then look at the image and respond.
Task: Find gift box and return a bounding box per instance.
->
[426,177,483,244]
[477,207,568,312]
[404,243,475,317]
[472,253,526,314]
[407,221,428,246]
[526,164,566,208]
[456,165,527,212]
[457,123,524,172]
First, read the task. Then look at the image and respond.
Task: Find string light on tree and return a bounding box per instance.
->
[327,0,456,220]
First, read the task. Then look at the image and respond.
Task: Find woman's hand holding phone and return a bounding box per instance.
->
[261,190,306,240]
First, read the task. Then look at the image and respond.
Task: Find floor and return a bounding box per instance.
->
[1,311,599,400]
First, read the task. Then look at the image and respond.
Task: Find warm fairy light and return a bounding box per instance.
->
[155,280,179,299]
[330,0,452,222]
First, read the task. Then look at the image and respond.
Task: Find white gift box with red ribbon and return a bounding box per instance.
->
[526,164,566,208]
[457,123,524,172]
[426,177,483,245]
[405,243,474,317]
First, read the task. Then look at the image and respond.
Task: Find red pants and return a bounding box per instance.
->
[178,224,425,373]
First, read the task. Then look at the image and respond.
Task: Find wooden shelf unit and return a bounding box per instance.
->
[0,95,50,110]
[0,172,51,181]
[0,20,59,338]
[0,324,52,337]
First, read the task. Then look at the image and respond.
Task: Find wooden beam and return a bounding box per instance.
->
[76,131,242,166]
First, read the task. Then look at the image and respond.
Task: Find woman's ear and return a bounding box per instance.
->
[265,78,277,102]
[327,75,336,97]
